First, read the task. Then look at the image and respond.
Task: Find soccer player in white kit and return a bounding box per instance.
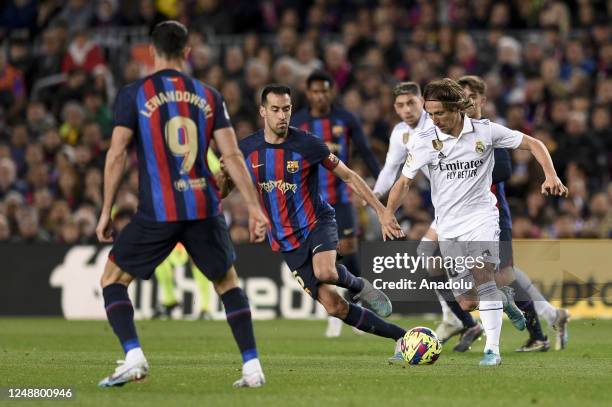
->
[372,82,470,341]
[384,78,568,366]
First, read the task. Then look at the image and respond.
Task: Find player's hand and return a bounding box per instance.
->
[541,176,568,197]
[379,209,405,241]
[247,204,269,243]
[96,211,114,243]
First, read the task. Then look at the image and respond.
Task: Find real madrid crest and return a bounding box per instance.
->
[286,160,299,173]
[475,140,485,154]
[402,132,410,144]
[432,139,443,151]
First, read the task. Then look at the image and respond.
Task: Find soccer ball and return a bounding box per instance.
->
[400,326,442,365]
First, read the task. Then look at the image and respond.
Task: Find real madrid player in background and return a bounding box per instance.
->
[458,75,569,351]
[384,78,568,366]
[291,70,381,337]
[95,21,269,388]
[222,84,411,359]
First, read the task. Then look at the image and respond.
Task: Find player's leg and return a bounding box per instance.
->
[99,218,181,387]
[419,225,473,342]
[312,249,392,318]
[461,230,504,366]
[494,233,548,351]
[513,266,569,350]
[317,283,405,338]
[192,262,213,320]
[326,203,359,337]
[183,215,263,388]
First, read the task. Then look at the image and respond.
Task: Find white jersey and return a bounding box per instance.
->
[373,111,433,196]
[402,117,523,239]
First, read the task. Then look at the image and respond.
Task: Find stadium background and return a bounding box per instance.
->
[0,0,610,319]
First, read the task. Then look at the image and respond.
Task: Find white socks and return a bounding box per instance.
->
[243,358,263,376]
[125,347,146,364]
[514,267,557,325]
[477,281,503,355]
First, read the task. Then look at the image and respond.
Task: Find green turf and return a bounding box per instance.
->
[0,317,610,407]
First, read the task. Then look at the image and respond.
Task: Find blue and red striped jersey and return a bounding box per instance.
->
[491,182,512,230]
[239,127,335,252]
[290,106,380,205]
[113,69,230,222]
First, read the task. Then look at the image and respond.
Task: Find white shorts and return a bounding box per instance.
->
[438,221,500,296]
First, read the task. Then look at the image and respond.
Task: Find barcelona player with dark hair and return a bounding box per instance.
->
[96,21,269,388]
[291,70,382,337]
[221,84,410,360]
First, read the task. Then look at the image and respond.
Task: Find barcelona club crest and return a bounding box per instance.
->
[402,132,410,144]
[475,140,485,154]
[432,139,443,151]
[286,160,299,173]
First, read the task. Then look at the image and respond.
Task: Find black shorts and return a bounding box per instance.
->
[499,227,513,270]
[110,215,236,281]
[282,216,338,299]
[333,202,356,239]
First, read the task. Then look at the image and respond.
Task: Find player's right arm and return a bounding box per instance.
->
[373,126,408,200]
[96,126,133,243]
[214,127,269,243]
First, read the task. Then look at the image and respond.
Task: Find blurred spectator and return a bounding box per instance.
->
[0,50,27,123]
[0,0,609,242]
[61,30,105,74]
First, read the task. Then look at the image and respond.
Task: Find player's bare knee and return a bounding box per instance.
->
[100,260,132,288]
[313,264,338,283]
[213,266,239,295]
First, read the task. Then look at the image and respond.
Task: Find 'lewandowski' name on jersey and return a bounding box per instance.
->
[402,117,523,238]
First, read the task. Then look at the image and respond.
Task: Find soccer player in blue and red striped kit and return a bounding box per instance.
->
[95,21,269,388]
[291,70,381,337]
[222,84,410,359]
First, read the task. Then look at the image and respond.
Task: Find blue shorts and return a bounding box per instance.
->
[282,216,338,299]
[333,202,356,239]
[499,227,513,270]
[110,215,236,281]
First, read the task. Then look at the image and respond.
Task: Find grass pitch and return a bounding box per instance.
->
[1,317,610,407]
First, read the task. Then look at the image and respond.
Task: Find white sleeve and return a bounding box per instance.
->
[373,129,407,195]
[490,122,523,149]
[401,139,432,179]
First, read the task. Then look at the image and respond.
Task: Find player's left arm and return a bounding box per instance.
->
[491,121,567,197]
[97,126,133,242]
[515,134,568,196]
[349,115,381,177]
[329,155,403,240]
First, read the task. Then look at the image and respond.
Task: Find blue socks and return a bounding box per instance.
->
[221,287,258,363]
[335,264,364,293]
[343,303,406,340]
[103,283,140,353]
[341,252,361,277]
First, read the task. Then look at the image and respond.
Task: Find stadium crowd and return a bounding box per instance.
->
[0,0,610,244]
